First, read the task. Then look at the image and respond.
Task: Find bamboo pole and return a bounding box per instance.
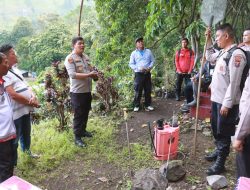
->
[192,16,214,157]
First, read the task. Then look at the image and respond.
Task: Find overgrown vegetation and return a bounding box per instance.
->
[16,116,157,188]
[1,0,250,188]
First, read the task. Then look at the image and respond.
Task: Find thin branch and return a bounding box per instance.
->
[149,26,178,49]
[150,5,186,49]
[78,0,84,36]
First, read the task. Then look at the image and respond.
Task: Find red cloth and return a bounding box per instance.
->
[175,48,194,73]
[0,77,4,85]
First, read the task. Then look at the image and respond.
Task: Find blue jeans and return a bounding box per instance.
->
[13,114,31,165]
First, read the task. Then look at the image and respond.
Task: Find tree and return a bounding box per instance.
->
[10,17,34,45]
[17,22,71,73]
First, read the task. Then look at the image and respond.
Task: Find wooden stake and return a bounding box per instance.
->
[192,16,214,157]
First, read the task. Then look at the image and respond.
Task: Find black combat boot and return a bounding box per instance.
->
[204,150,218,161]
[206,155,226,175]
[75,136,86,148]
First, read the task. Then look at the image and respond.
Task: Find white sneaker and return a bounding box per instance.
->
[134,107,139,112]
[145,106,154,111]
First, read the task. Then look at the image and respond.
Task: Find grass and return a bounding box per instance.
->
[15,114,158,187]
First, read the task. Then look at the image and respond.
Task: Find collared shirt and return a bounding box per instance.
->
[64,52,92,93]
[0,81,16,142]
[3,67,33,120]
[129,48,155,72]
[206,44,247,108]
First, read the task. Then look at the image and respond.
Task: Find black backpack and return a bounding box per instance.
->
[223,46,250,91]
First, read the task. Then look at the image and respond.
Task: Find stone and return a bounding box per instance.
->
[206,175,228,190]
[132,168,168,190]
[159,160,186,182]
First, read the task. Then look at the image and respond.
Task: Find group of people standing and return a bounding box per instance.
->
[0,44,40,182]
[177,24,250,178]
[128,23,250,180]
[0,23,250,183]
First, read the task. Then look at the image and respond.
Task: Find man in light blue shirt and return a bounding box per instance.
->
[129,37,155,112]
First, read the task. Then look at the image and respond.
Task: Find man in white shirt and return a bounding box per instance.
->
[0,52,16,182]
[0,44,39,165]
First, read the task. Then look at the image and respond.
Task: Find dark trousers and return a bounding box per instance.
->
[175,73,191,97]
[184,81,193,103]
[184,78,211,103]
[13,114,31,165]
[211,102,239,157]
[134,72,152,107]
[236,135,250,178]
[70,92,92,138]
[0,139,15,183]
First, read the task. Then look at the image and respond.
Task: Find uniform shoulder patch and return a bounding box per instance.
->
[234,54,243,67]
[68,57,74,64]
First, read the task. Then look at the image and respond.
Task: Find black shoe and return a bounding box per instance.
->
[205,151,218,161]
[187,100,197,107]
[75,139,86,147]
[83,131,93,138]
[180,104,189,113]
[206,156,226,176]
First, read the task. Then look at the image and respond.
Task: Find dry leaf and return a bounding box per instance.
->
[98,177,108,182]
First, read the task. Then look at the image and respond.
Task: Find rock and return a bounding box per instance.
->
[206,175,228,189]
[132,168,168,190]
[166,186,173,190]
[202,128,212,137]
[159,160,186,182]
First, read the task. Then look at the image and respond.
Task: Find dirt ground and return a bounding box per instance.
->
[39,98,237,190]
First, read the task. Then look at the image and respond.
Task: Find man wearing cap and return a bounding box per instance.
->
[129,37,155,112]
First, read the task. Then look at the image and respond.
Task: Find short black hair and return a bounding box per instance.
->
[181,38,189,44]
[135,37,143,43]
[0,52,6,64]
[216,23,235,38]
[0,44,14,55]
[245,28,250,31]
[72,36,84,46]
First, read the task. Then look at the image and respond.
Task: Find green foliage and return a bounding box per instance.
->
[16,119,78,182]
[10,17,34,45]
[16,115,157,187]
[94,0,150,102]
[17,22,71,72]
[0,30,11,45]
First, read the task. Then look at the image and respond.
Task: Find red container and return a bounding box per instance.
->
[154,124,179,160]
